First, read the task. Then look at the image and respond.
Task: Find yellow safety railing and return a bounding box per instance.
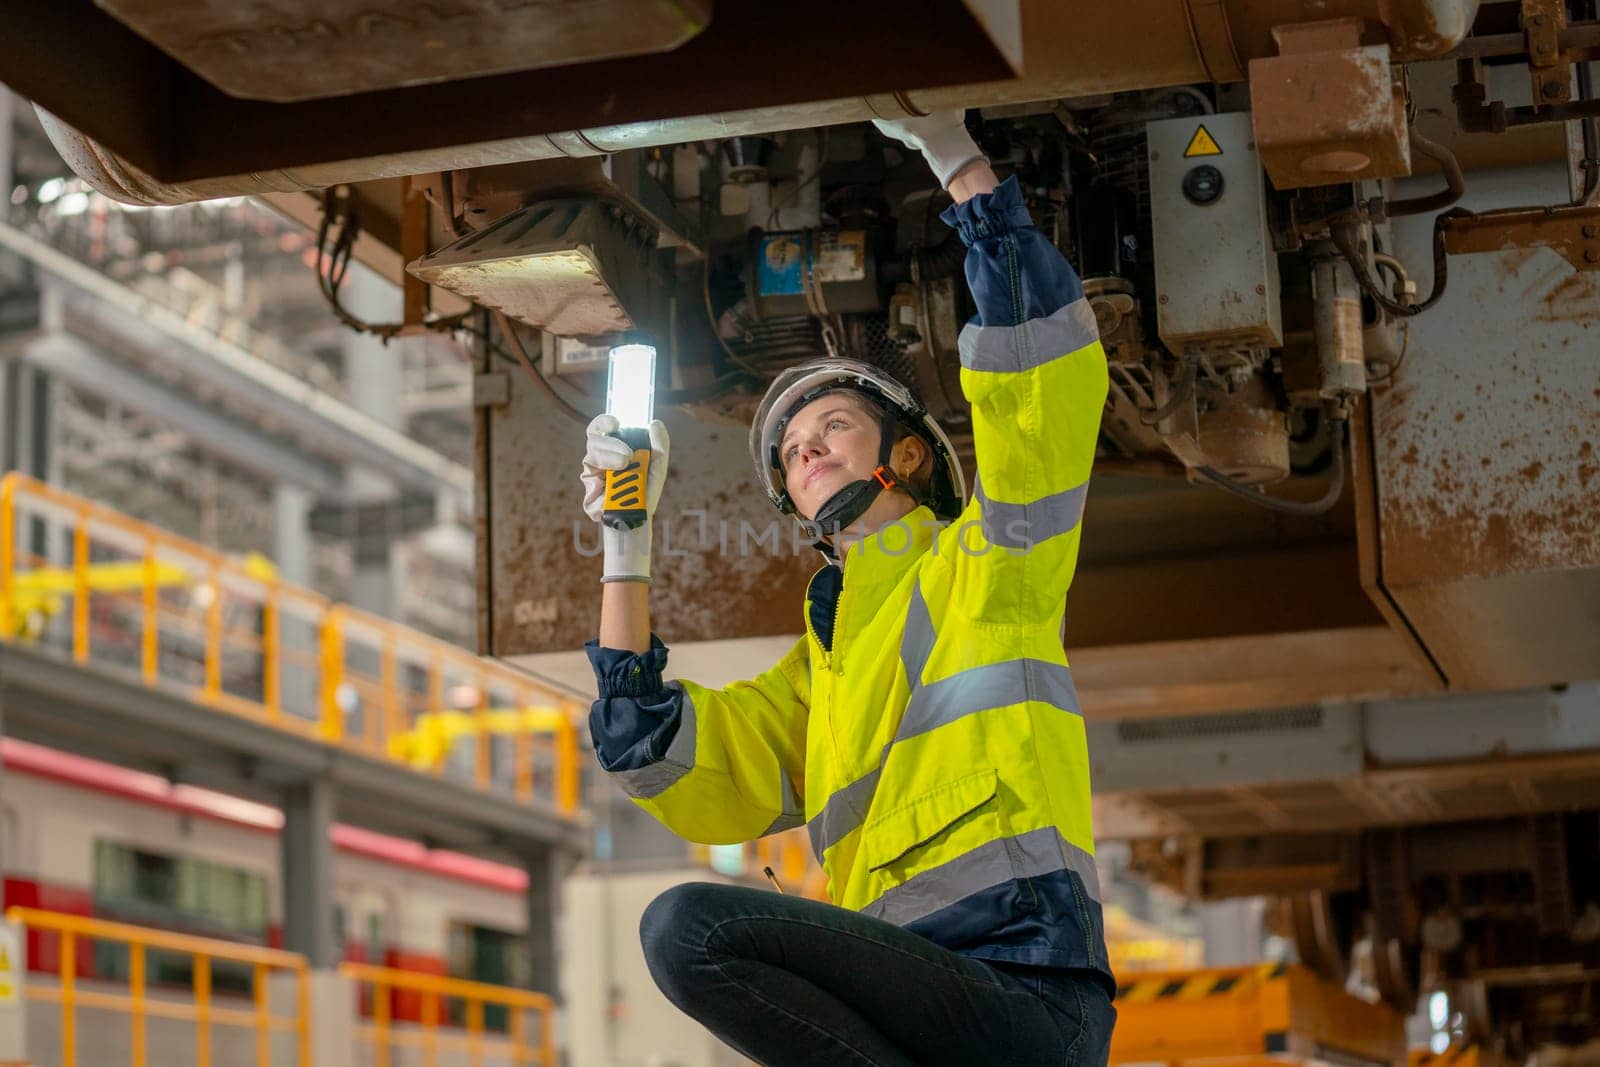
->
[341,962,556,1067]
[0,471,584,815]
[5,906,311,1067]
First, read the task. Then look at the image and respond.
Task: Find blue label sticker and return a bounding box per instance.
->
[757,234,805,296]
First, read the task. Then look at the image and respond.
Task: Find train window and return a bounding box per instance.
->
[0,804,17,872]
[92,840,269,994]
[447,921,530,1030]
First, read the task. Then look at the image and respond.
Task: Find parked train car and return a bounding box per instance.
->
[1,737,531,1019]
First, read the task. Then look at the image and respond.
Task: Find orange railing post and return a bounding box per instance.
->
[0,473,16,631]
[373,974,392,1067]
[540,998,555,1066]
[296,965,312,1067]
[130,942,147,1067]
[467,997,485,1067]
[203,564,222,700]
[557,714,581,814]
[262,589,281,720]
[319,610,346,742]
[193,952,212,1067]
[61,928,77,1067]
[475,685,492,789]
[140,549,159,683]
[253,962,270,1067]
[421,982,439,1067]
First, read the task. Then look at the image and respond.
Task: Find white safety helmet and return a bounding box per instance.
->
[749,357,966,527]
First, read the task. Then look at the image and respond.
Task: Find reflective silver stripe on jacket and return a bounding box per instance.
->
[973,476,1089,550]
[762,771,806,836]
[957,298,1099,374]
[808,767,882,858]
[609,683,696,800]
[898,658,1078,744]
[861,827,1100,928]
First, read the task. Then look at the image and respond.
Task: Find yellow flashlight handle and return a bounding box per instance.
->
[601,427,652,530]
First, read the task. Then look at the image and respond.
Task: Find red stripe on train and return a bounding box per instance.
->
[1,738,529,892]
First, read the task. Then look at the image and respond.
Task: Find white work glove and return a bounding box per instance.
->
[581,413,670,583]
[872,112,985,189]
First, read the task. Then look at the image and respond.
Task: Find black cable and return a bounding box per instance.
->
[315,186,470,341]
[1331,211,1456,318]
[1139,351,1199,425]
[701,253,764,376]
[1195,421,1348,516]
[1386,132,1466,217]
[490,310,592,426]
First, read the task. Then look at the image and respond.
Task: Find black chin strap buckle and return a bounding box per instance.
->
[872,466,897,490]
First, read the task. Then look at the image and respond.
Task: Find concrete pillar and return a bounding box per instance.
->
[272,484,319,718]
[269,967,356,1066]
[525,848,577,997]
[0,919,25,1065]
[281,778,338,969]
[0,87,13,210]
[273,483,313,586]
[341,268,404,621]
[2,363,56,564]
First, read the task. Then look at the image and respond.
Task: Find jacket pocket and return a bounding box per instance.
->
[864,767,999,872]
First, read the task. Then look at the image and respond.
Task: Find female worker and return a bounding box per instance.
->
[578,112,1115,1066]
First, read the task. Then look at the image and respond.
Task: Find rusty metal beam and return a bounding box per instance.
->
[0,0,1021,185]
[1440,202,1600,270]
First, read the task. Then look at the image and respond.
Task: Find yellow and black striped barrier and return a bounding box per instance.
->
[1110,961,1404,1067]
[1412,1045,1498,1067]
[1116,961,1289,1003]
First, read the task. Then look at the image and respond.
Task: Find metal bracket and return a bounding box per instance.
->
[1524,0,1572,106]
[1439,203,1600,271]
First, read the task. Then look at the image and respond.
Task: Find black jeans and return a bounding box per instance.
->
[639,882,1116,1066]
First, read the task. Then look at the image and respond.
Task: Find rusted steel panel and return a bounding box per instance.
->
[1367,164,1600,690]
[94,0,715,103]
[479,341,813,657]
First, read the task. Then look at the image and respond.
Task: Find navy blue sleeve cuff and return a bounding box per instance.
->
[585,634,683,774]
[585,634,670,698]
[939,175,1033,246]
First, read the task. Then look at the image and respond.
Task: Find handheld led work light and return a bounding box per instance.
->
[600,341,657,530]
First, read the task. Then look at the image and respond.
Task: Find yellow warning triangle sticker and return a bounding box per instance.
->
[0,945,10,971]
[1184,124,1223,158]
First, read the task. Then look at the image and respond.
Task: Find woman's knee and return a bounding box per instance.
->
[639,882,732,1001]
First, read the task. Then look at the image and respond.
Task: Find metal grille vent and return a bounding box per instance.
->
[1117,706,1324,743]
[852,312,917,384]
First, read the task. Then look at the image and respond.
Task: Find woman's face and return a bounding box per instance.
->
[779,394,880,519]
[779,393,924,522]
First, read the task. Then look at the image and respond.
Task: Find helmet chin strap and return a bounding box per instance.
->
[807,406,901,544]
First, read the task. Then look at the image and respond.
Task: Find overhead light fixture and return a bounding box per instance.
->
[407,200,657,337]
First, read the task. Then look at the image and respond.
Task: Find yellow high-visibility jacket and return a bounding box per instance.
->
[587,175,1112,987]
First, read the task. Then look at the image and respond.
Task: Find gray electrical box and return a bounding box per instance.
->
[1147,112,1282,349]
